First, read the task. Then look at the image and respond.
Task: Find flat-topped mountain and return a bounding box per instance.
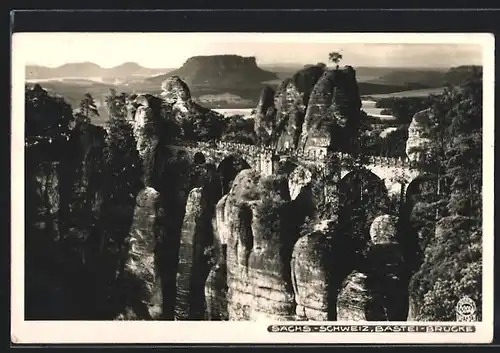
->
[146,55,279,87]
[26,62,174,80]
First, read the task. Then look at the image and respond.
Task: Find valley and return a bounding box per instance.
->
[23,53,483,324]
[27,57,472,115]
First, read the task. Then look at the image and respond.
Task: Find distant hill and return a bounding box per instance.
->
[365,65,482,88]
[366,69,447,87]
[263,65,482,87]
[146,55,278,87]
[26,61,482,115]
[442,65,483,86]
[26,62,174,80]
[362,66,482,100]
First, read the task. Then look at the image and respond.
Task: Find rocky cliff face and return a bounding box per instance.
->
[298,66,362,152]
[405,108,437,164]
[253,65,326,150]
[175,186,216,320]
[131,76,217,182]
[25,127,127,320]
[291,226,350,321]
[337,214,407,321]
[274,65,326,151]
[196,161,413,322]
[26,159,62,236]
[116,187,163,320]
[205,195,230,320]
[253,86,276,142]
[131,94,159,160]
[287,165,313,201]
[160,76,194,115]
[215,170,299,320]
[253,65,362,153]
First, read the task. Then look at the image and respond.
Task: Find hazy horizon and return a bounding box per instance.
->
[16,33,483,70]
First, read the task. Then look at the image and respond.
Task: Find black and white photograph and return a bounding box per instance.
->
[12,32,494,344]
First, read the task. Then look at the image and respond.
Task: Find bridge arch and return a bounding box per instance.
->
[401,173,439,231]
[405,173,438,208]
[277,159,301,177]
[193,152,206,165]
[398,173,438,269]
[337,168,391,252]
[217,155,251,195]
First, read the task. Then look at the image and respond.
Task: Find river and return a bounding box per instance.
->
[213,100,394,120]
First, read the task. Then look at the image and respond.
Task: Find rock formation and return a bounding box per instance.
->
[224,170,260,320]
[336,271,378,321]
[365,215,408,321]
[287,165,313,201]
[25,64,424,323]
[248,196,296,321]
[219,170,299,320]
[131,94,159,160]
[175,187,215,320]
[274,65,326,151]
[205,195,230,320]
[405,108,437,164]
[291,223,350,321]
[336,214,407,321]
[160,76,193,115]
[117,187,163,320]
[298,66,362,152]
[253,86,277,143]
[26,160,61,234]
[253,65,326,150]
[252,65,362,153]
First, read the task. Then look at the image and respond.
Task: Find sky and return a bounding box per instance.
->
[14,33,485,69]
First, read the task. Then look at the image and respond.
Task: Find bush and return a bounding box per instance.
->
[409,216,482,321]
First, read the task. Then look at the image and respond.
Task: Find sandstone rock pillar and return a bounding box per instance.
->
[247,202,296,321]
[204,195,230,320]
[116,187,163,320]
[175,187,214,320]
[226,202,254,320]
[337,215,407,321]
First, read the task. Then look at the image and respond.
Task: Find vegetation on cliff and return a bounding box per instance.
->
[25,86,144,319]
[408,68,482,320]
[25,84,74,139]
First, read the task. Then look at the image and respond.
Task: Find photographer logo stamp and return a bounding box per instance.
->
[456,296,477,322]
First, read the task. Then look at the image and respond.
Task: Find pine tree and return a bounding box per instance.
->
[328,51,343,70]
[77,93,100,125]
[25,84,74,140]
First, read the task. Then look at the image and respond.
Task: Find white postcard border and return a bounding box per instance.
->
[11,32,495,344]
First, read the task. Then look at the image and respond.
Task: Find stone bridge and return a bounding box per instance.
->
[26,135,422,197]
[167,141,421,195]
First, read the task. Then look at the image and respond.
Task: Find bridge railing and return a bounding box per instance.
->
[169,140,413,168]
[27,135,412,168]
[26,132,412,169]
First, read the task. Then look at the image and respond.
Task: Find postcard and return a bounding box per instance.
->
[11,32,494,344]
